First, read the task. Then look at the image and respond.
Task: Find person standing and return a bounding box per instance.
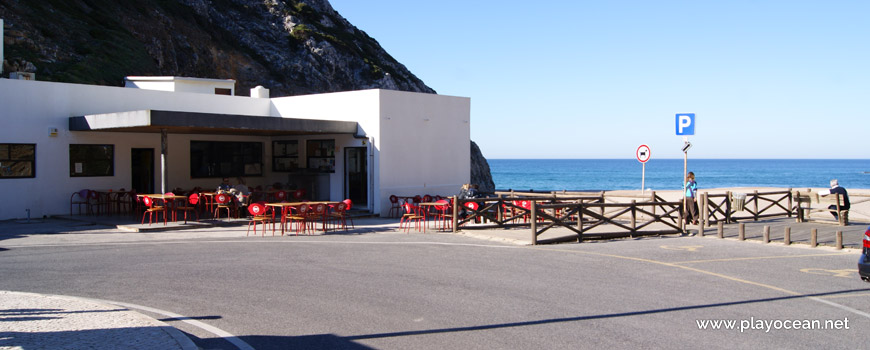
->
[684,172,699,225]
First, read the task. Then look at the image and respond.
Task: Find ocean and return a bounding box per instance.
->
[489,159,870,192]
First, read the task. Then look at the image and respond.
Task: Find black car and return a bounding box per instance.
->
[859,226,870,282]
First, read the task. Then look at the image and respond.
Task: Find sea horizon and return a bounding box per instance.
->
[488,159,870,192]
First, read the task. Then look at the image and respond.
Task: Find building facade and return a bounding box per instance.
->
[0,77,470,220]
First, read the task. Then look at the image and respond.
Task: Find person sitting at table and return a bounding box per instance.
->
[217,177,232,192]
[230,177,251,206]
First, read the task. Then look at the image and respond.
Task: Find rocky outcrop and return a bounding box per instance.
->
[470,141,495,193]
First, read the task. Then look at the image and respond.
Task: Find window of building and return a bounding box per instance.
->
[70,144,114,177]
[273,140,299,172]
[306,139,335,173]
[0,143,36,178]
[190,141,263,178]
[215,88,232,95]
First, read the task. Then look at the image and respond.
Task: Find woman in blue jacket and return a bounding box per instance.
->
[685,172,698,225]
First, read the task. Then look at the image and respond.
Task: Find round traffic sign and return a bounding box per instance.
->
[636,145,651,163]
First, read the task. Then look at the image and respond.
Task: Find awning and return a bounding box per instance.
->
[69,110,362,137]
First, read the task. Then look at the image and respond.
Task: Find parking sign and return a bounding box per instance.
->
[676,113,695,135]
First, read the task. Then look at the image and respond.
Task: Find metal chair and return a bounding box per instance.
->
[246,202,274,236]
[140,196,167,226]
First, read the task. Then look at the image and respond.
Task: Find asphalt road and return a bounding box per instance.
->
[1,227,867,349]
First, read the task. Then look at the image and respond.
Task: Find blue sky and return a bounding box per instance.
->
[329,1,868,159]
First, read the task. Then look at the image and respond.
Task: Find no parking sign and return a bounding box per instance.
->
[637,145,651,192]
[636,145,651,163]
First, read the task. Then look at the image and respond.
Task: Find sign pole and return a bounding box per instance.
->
[636,144,651,194]
[642,163,646,195]
[683,148,687,231]
[676,113,695,233]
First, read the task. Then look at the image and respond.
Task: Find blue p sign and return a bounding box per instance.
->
[676,113,695,135]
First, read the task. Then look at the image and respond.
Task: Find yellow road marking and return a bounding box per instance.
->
[660,245,703,252]
[672,252,853,265]
[800,268,856,278]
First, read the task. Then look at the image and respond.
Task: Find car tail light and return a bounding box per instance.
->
[864,228,870,249]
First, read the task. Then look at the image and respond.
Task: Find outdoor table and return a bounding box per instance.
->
[266,201,338,235]
[137,194,188,222]
[419,202,452,232]
[199,192,217,216]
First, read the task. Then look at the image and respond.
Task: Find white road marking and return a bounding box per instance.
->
[76,296,254,350]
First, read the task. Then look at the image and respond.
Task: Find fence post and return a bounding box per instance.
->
[784,227,791,245]
[701,192,708,228]
[787,188,793,218]
[651,191,656,218]
[763,226,770,243]
[811,228,817,247]
[717,221,724,238]
[754,190,759,221]
[578,200,584,242]
[836,231,843,250]
[726,191,732,224]
[530,200,537,245]
[679,200,685,234]
[738,223,745,241]
[630,200,637,238]
[599,191,605,218]
[497,194,503,223]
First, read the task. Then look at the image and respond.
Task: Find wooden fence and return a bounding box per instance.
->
[452,189,808,245]
[699,189,794,226]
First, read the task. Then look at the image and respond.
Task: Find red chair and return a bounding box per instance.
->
[285,203,310,235]
[293,189,306,201]
[308,203,329,232]
[433,199,453,231]
[107,189,132,216]
[464,201,480,224]
[400,202,424,233]
[70,189,90,215]
[423,195,433,203]
[328,202,350,231]
[214,193,233,220]
[87,190,103,216]
[140,196,167,226]
[177,193,200,223]
[388,195,402,218]
[274,190,287,202]
[246,202,274,236]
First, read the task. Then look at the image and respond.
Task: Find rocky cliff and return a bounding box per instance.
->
[0,0,434,95]
[1,0,493,188]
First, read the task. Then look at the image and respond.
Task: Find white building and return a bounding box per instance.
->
[0,77,470,220]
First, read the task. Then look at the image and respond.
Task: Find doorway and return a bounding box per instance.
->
[344,147,368,209]
[131,148,154,194]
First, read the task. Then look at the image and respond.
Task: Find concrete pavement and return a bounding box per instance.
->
[0,291,196,350]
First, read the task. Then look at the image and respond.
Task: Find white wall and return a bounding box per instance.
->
[377,90,471,216]
[125,77,236,95]
[271,90,381,209]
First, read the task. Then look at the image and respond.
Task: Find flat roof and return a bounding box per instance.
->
[125,76,236,84]
[69,110,361,137]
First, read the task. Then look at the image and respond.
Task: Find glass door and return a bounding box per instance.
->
[344,147,367,209]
